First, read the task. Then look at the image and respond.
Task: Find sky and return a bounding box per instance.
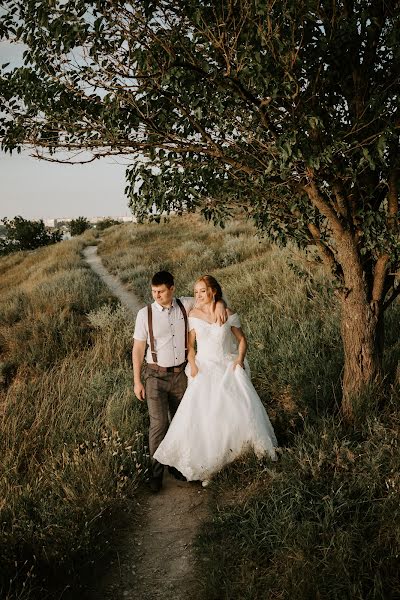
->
[0,41,132,220]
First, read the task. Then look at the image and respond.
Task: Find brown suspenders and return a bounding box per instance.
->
[147,303,158,363]
[176,298,188,361]
[147,299,188,366]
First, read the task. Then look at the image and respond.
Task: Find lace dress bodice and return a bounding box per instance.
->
[189,313,241,363]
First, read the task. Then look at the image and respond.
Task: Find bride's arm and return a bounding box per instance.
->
[231,327,248,370]
[187,329,199,377]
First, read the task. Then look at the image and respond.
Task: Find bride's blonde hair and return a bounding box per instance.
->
[195,275,223,303]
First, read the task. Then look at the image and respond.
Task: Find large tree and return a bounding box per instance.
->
[1,0,399,418]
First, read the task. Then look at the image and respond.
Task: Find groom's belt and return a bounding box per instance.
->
[147,361,187,373]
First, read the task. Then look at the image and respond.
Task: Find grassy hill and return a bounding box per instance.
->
[1,215,399,599]
[98,216,400,600]
[0,234,148,599]
[98,215,344,423]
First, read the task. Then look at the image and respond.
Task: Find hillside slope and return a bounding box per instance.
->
[0,235,147,599]
[1,216,399,600]
[98,216,400,600]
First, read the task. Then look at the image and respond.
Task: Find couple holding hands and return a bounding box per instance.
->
[132,271,277,492]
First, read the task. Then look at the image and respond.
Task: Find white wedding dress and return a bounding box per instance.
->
[153,314,277,481]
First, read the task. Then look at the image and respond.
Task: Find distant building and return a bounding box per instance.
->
[88,216,102,224]
[44,218,58,228]
[40,214,137,227]
[121,215,137,223]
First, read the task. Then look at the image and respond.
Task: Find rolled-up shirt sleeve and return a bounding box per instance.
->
[133,307,148,342]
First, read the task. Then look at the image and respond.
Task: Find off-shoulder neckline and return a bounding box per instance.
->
[189,313,238,326]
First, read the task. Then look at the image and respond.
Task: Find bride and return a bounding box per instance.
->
[153,275,277,485]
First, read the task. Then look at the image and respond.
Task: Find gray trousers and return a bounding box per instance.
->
[145,365,187,479]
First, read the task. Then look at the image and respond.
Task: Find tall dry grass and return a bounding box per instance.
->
[2,215,399,599]
[0,238,147,599]
[98,216,343,427]
[98,215,400,599]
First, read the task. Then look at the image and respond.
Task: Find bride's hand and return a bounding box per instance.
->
[232,359,244,370]
[190,364,199,378]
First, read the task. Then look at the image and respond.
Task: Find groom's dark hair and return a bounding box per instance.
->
[151,271,174,288]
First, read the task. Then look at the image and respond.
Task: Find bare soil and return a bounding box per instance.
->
[82,246,209,600]
[83,245,142,314]
[87,474,209,600]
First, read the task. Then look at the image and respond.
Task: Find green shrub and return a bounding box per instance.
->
[0,216,62,254]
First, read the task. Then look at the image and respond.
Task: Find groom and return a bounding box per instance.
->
[132,270,226,492]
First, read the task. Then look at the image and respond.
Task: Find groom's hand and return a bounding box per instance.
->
[215,300,228,325]
[134,382,146,401]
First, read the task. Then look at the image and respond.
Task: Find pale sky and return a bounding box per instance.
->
[0,41,132,220]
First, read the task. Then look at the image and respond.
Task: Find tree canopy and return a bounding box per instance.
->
[95,218,121,231]
[0,216,62,253]
[1,0,400,413]
[68,216,91,236]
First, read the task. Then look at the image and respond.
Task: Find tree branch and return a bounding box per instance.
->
[303,175,346,239]
[332,182,349,220]
[372,254,390,304]
[31,150,100,164]
[388,168,399,232]
[307,222,340,274]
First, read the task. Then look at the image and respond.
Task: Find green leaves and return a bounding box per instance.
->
[1,216,63,253]
[361,148,376,171]
[0,0,399,287]
[69,217,91,236]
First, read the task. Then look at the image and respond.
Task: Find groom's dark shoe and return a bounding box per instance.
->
[168,466,187,482]
[149,476,163,493]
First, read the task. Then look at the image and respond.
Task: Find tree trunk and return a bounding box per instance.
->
[338,234,383,420]
[340,294,383,420]
[303,180,388,420]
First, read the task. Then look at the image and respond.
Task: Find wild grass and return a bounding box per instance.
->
[196,406,400,600]
[2,215,399,599]
[98,215,270,301]
[98,215,400,600]
[98,216,343,428]
[0,238,148,599]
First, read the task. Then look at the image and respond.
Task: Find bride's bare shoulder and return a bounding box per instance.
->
[189,307,201,317]
[226,307,235,316]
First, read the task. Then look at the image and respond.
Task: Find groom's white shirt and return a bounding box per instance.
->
[133,297,194,367]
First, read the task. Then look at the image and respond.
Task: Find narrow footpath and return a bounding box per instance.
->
[83,245,142,314]
[82,245,209,600]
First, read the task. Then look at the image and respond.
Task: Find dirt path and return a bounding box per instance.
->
[82,245,209,600]
[83,245,142,314]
